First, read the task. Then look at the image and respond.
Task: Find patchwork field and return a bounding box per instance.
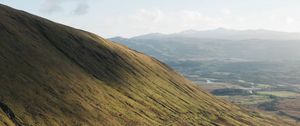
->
[257,91,300,98]
[219,95,273,106]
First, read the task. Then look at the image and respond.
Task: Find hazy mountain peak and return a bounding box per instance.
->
[129,28,300,40]
[131,32,165,39]
[215,27,227,30]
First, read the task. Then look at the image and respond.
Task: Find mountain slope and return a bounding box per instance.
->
[0,4,296,126]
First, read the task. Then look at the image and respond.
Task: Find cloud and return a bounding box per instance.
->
[99,9,229,37]
[40,0,89,15]
[286,17,295,24]
[73,7,299,37]
[221,8,231,15]
[181,10,202,21]
[132,9,164,23]
[40,0,63,14]
[72,2,89,15]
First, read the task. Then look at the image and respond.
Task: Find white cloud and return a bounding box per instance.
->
[221,8,231,15]
[181,10,202,27]
[132,9,164,23]
[73,2,89,15]
[40,0,89,15]
[286,17,295,24]
[181,10,202,21]
[59,6,300,38]
[98,9,231,37]
[40,0,63,14]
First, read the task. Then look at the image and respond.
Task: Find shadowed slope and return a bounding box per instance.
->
[0,4,296,126]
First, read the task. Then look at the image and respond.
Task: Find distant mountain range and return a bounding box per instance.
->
[129,28,300,40]
[110,28,300,61]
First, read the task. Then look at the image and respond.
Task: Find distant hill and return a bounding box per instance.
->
[110,29,300,61]
[0,4,296,126]
[130,28,300,40]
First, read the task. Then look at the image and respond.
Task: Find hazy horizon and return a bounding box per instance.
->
[2,0,300,38]
[112,27,300,38]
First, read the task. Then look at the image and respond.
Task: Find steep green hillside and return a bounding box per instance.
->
[0,4,296,126]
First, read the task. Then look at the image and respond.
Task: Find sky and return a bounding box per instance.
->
[1,0,300,38]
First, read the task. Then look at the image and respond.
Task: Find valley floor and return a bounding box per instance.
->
[197,82,300,124]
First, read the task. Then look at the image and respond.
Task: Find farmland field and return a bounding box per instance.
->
[257,91,300,97]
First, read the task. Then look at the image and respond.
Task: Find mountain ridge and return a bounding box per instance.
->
[115,28,300,41]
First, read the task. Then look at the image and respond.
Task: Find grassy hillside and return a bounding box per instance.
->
[0,4,296,126]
